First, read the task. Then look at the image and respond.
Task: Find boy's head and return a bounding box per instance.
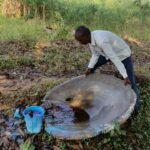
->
[75,26,91,45]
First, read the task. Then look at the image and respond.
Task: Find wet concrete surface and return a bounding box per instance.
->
[44,74,136,139]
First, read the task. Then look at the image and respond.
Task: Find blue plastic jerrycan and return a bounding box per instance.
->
[23,106,45,134]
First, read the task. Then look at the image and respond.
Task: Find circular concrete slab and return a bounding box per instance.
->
[43,74,136,139]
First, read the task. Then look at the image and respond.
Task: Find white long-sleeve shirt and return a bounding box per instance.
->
[88,30,131,79]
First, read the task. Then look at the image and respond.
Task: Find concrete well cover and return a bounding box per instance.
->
[43,74,136,139]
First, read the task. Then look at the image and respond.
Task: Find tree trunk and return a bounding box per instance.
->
[23,4,27,16]
[34,7,38,19]
[27,5,31,17]
[42,3,46,22]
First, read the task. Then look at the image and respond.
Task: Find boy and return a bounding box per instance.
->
[74,25,141,113]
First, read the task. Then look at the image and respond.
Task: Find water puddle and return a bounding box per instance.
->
[45,102,90,124]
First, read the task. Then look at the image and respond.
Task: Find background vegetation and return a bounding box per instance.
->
[0,0,150,41]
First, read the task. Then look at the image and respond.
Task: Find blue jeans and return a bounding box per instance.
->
[91,55,141,112]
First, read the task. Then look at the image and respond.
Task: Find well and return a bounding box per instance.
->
[43,74,136,139]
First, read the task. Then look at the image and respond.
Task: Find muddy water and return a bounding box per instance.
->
[65,91,94,108]
[45,102,90,124]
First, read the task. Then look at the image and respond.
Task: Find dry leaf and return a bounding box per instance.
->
[67,144,80,150]
[53,145,61,150]
[79,142,84,149]
[0,137,9,148]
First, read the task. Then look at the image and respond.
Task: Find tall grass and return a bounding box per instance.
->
[57,0,149,40]
[0,0,149,41]
[0,16,55,42]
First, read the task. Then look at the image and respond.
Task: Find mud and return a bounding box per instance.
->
[65,91,94,108]
[45,102,90,124]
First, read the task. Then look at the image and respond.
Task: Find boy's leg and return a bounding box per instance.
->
[122,56,141,112]
[91,55,109,73]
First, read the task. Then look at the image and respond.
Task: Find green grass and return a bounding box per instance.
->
[0,0,150,42]
[55,0,150,40]
[0,16,55,42]
[0,56,34,69]
[0,47,90,74]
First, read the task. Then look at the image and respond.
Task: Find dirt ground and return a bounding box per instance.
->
[0,39,150,149]
[0,38,149,105]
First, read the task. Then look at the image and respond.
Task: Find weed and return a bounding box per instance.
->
[20,139,35,150]
[0,56,34,69]
[60,142,67,150]
[42,132,54,142]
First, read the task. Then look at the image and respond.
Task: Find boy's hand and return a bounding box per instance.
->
[85,68,93,76]
[124,77,131,86]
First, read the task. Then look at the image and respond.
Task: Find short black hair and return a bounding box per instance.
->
[75,25,91,38]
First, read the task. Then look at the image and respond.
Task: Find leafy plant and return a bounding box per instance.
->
[20,139,35,150]
[42,132,54,142]
[60,142,67,150]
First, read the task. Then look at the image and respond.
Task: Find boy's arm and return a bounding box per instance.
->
[88,48,100,69]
